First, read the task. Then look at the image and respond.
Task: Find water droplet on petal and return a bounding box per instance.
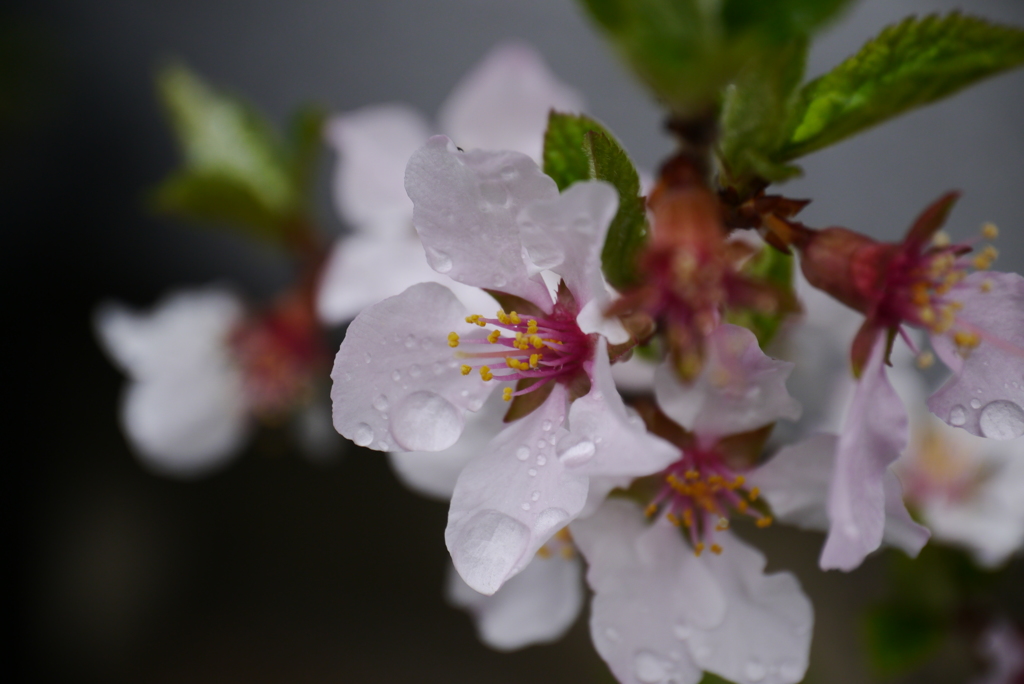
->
[372,395,389,412]
[633,651,667,683]
[537,439,546,449]
[536,455,547,466]
[673,624,692,640]
[531,490,541,502]
[556,435,596,467]
[528,468,537,477]
[516,446,530,461]
[521,502,531,511]
[451,510,529,594]
[533,508,569,538]
[408,364,422,378]
[500,166,518,182]
[404,334,418,349]
[949,405,967,426]
[542,420,552,431]
[744,660,766,682]
[970,398,982,409]
[979,400,1024,440]
[467,398,483,411]
[390,391,463,451]
[426,247,453,274]
[352,423,373,447]
[364,353,372,364]
[391,370,402,382]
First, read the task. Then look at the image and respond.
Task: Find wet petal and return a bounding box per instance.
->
[746,434,837,532]
[326,103,429,239]
[571,500,707,684]
[928,271,1024,440]
[445,554,583,651]
[656,324,802,439]
[518,180,619,310]
[570,343,679,514]
[388,392,508,500]
[438,42,584,162]
[315,235,495,324]
[687,532,814,684]
[405,136,556,305]
[446,384,588,595]
[821,335,909,571]
[331,282,493,452]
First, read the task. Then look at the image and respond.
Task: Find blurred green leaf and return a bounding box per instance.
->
[778,13,1024,160]
[583,129,649,290]
[725,246,796,348]
[543,111,614,191]
[154,63,323,245]
[698,672,735,684]
[862,601,948,677]
[576,0,852,116]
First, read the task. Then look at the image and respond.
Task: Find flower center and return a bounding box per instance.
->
[645,448,770,556]
[448,306,591,401]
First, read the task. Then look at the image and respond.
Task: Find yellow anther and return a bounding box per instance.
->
[645,503,658,518]
[932,231,951,247]
[465,314,481,324]
[748,487,760,501]
[530,335,545,349]
[732,475,745,487]
[911,284,931,306]
[509,311,521,324]
[982,245,999,261]
[502,387,513,401]
[497,310,511,324]
[710,544,723,555]
[918,307,936,325]
[560,546,575,560]
[536,545,551,559]
[527,320,538,334]
[667,512,681,527]
[982,222,999,240]
[685,470,700,481]
[480,366,493,381]
[954,331,980,349]
[682,510,694,528]
[448,332,460,348]
[694,542,705,557]
[736,500,749,513]
[756,516,773,528]
[916,351,935,369]
[460,364,472,375]
[973,256,992,271]
[981,279,994,293]
[556,528,573,542]
[475,318,487,327]
[715,518,730,531]
[529,354,540,369]
[487,329,501,344]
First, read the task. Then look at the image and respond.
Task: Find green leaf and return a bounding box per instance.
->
[583,129,649,289]
[724,246,796,347]
[287,105,327,209]
[697,673,735,684]
[779,12,1024,160]
[542,111,614,191]
[720,0,854,43]
[717,37,808,191]
[157,63,296,215]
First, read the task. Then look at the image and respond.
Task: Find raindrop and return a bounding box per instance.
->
[537,439,547,449]
[516,446,530,461]
[391,370,402,382]
[364,353,372,364]
[672,624,692,640]
[467,398,483,411]
[536,455,547,466]
[426,247,453,274]
[450,511,529,593]
[372,395,389,412]
[460,390,469,398]
[528,468,537,477]
[744,660,766,682]
[531,490,540,502]
[949,405,967,426]
[404,334,418,349]
[979,400,1024,440]
[500,166,519,182]
[409,364,422,378]
[352,423,374,447]
[390,391,463,451]
[521,502,531,511]
[633,651,667,684]
[556,435,596,467]
[377,440,390,451]
[970,398,982,409]
[542,420,552,431]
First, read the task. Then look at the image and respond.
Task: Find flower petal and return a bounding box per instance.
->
[928,271,1024,440]
[569,343,679,515]
[388,392,508,500]
[445,554,583,652]
[445,384,588,595]
[655,324,802,438]
[820,335,909,571]
[438,42,584,162]
[746,434,837,532]
[687,531,814,684]
[571,499,707,684]
[326,104,430,239]
[517,180,619,309]
[121,367,249,478]
[405,136,557,305]
[880,470,930,558]
[330,282,493,452]
[315,235,495,324]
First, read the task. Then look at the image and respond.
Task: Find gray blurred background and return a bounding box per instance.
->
[7,0,1023,682]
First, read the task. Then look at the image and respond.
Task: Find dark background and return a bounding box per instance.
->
[8,1,1024,682]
